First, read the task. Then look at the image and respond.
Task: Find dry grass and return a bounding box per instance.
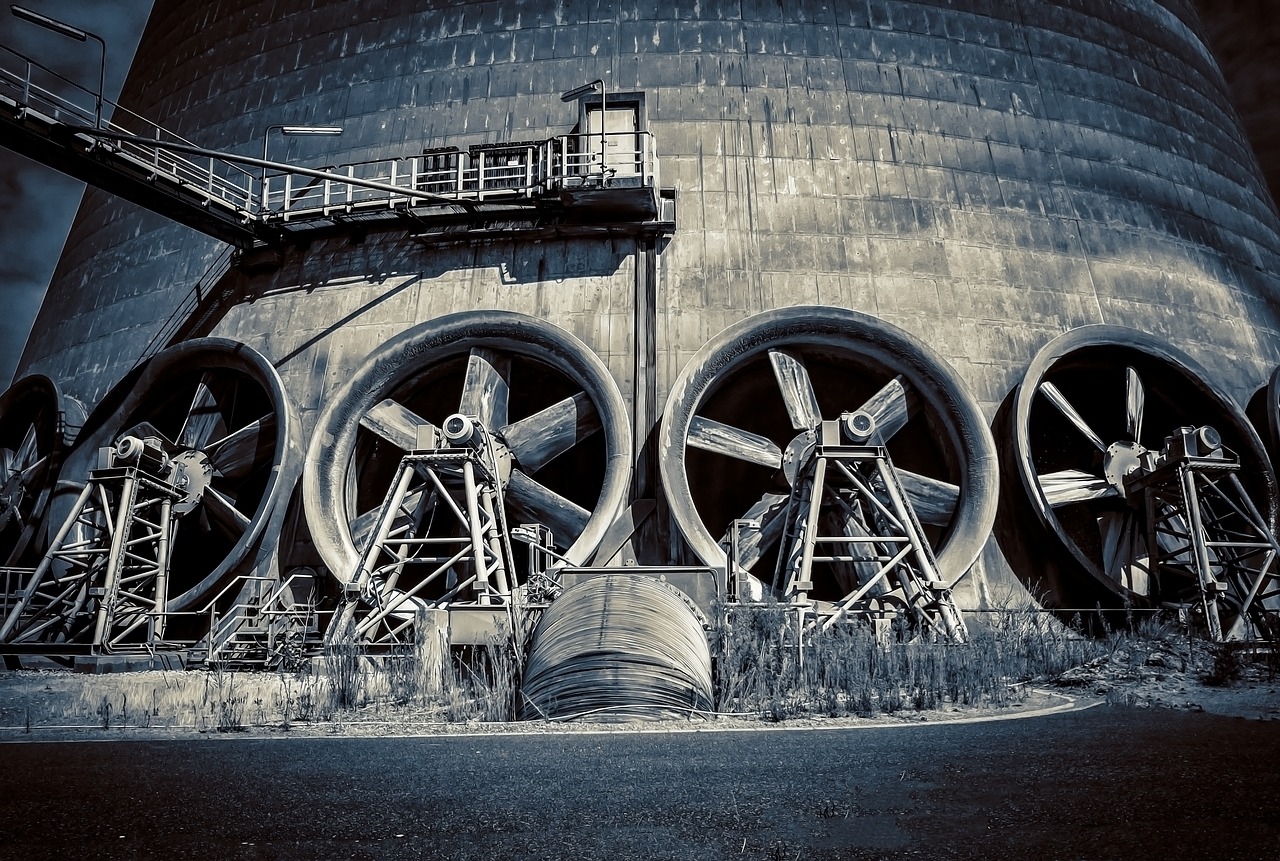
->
[0,601,1145,731]
[712,600,1110,720]
[0,608,529,731]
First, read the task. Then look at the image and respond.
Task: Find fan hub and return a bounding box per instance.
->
[781,431,817,488]
[170,449,213,517]
[1104,440,1147,497]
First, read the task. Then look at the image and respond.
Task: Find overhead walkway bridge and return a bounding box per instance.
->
[0,42,674,250]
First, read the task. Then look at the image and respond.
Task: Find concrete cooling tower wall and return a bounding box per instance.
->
[5,0,1280,660]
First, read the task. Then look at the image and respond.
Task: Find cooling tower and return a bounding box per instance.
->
[5,0,1280,656]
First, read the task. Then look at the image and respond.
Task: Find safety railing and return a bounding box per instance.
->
[203,572,323,665]
[262,130,658,220]
[0,567,32,618]
[3,39,663,228]
[0,43,257,212]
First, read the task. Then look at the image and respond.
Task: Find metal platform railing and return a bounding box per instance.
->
[2,41,660,228]
[0,43,257,210]
[261,133,658,220]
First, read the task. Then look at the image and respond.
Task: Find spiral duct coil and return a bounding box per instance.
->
[520,575,714,721]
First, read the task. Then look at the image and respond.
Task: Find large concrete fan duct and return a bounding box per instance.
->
[0,375,81,566]
[302,310,632,592]
[658,306,999,600]
[520,574,714,721]
[1004,325,1280,626]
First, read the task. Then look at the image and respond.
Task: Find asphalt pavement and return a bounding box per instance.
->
[1,706,1277,860]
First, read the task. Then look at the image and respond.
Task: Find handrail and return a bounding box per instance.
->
[3,39,660,220]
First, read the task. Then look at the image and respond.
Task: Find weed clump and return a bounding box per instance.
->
[711,599,1107,719]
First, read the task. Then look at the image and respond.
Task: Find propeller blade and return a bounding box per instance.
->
[208,415,276,481]
[203,487,249,540]
[823,502,882,597]
[1039,381,1108,453]
[1040,469,1118,507]
[14,425,38,471]
[717,491,790,571]
[505,469,589,541]
[459,348,511,430]
[501,392,601,473]
[350,506,382,552]
[769,350,822,431]
[895,468,959,526]
[178,376,230,450]
[687,417,783,469]
[857,376,917,443]
[118,421,176,449]
[1125,366,1145,442]
[360,400,438,452]
[17,454,50,485]
[0,447,14,484]
[350,489,427,552]
[1099,511,1150,595]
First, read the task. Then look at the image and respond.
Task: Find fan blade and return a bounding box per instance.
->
[857,376,918,443]
[0,448,14,484]
[349,506,382,552]
[1099,511,1150,595]
[501,393,601,473]
[1099,511,1127,584]
[688,417,783,469]
[14,425,38,471]
[1040,469,1118,507]
[208,415,276,481]
[1125,366,1145,442]
[360,400,438,452]
[203,487,249,540]
[459,348,511,430]
[349,489,427,552]
[505,469,589,541]
[895,469,959,526]
[118,421,176,449]
[178,376,230,450]
[824,501,882,596]
[17,454,50,485]
[769,350,822,431]
[1039,381,1108,452]
[717,491,790,571]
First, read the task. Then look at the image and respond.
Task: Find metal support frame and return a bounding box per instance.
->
[771,443,967,642]
[1132,453,1280,641]
[324,435,519,648]
[0,464,179,653]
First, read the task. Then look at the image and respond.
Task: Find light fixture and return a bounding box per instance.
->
[261,124,344,210]
[560,79,606,177]
[11,5,105,128]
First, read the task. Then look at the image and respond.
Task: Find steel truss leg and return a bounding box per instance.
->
[0,468,178,653]
[1142,462,1280,641]
[776,446,966,643]
[325,446,519,648]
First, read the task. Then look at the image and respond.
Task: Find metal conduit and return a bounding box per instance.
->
[519,574,714,721]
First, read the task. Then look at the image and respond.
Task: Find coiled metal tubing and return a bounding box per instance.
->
[520,574,714,721]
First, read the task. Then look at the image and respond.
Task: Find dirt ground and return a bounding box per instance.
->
[1045,634,1280,720]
